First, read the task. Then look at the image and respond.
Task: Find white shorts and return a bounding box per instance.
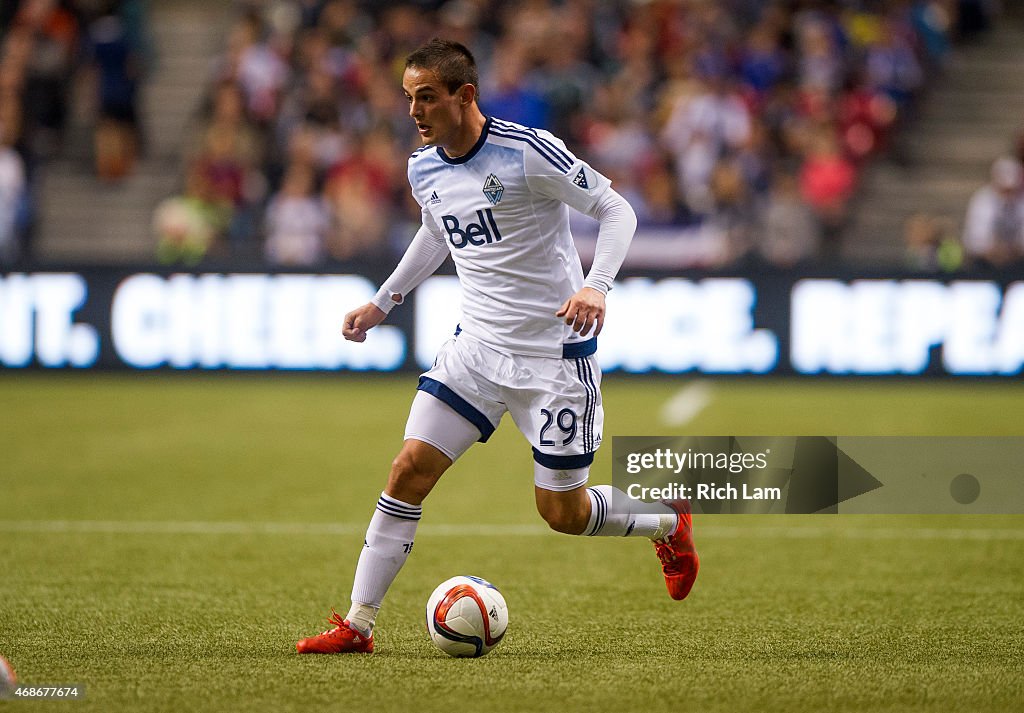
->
[405,334,604,474]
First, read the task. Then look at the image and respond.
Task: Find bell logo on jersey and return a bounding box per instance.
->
[442,209,503,249]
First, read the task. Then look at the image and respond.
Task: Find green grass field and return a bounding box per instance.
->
[1,374,1022,712]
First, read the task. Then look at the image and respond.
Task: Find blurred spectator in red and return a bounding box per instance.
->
[837,73,897,163]
[799,127,857,256]
[193,123,245,226]
[962,156,1024,268]
[322,125,398,262]
[264,162,328,267]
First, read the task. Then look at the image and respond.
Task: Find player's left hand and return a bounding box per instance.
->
[556,287,606,337]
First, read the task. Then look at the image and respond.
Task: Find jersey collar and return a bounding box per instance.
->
[437,116,492,165]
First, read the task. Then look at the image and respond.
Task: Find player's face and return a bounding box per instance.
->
[403,66,465,148]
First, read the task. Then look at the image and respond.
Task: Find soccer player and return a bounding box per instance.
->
[296,39,698,654]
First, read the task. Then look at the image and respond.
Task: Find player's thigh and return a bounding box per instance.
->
[409,338,508,461]
[404,390,485,463]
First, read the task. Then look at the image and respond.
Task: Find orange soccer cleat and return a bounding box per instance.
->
[296,611,374,654]
[654,499,699,600]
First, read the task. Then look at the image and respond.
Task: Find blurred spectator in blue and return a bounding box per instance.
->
[87,6,142,181]
[911,0,954,67]
[963,156,1024,268]
[739,22,788,102]
[865,17,923,111]
[480,40,549,129]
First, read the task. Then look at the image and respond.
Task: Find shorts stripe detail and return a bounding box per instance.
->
[586,486,608,536]
[585,356,598,450]
[562,338,597,359]
[490,119,574,167]
[531,448,594,470]
[417,376,496,442]
[575,357,598,452]
[574,358,590,451]
[488,127,572,173]
[376,495,422,521]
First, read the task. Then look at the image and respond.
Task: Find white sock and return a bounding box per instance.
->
[584,485,677,539]
[348,492,422,634]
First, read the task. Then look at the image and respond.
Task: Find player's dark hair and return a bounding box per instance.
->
[405,38,479,98]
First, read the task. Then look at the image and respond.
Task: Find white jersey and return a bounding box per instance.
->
[407,117,612,359]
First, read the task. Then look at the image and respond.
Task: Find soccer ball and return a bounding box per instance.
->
[425,575,509,658]
[0,655,16,697]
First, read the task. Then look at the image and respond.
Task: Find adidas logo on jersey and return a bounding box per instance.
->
[428,190,441,205]
[572,167,590,189]
[442,209,503,249]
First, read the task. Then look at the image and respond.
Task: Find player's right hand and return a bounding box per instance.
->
[342,303,387,342]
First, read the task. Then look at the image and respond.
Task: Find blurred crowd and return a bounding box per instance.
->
[1,0,149,264]
[2,0,1010,271]
[154,0,979,269]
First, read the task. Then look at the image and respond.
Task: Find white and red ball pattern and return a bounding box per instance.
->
[0,655,17,697]
[426,576,509,658]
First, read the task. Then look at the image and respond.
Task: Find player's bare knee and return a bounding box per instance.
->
[387,450,441,503]
[538,503,587,535]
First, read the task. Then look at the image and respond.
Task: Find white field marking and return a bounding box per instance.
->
[660,381,713,426]
[0,520,1022,540]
